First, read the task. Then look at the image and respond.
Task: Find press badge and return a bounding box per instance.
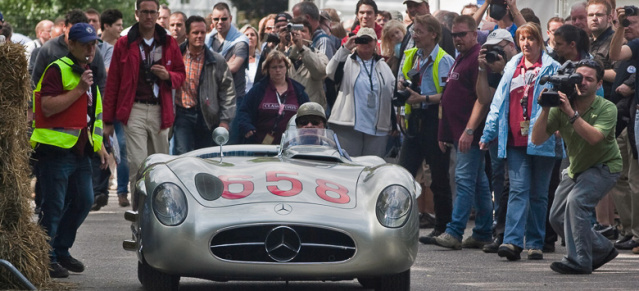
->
[520,120,530,136]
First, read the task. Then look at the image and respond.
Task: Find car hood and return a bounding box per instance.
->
[162,156,368,209]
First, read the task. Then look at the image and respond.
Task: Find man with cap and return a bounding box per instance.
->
[31,22,108,278]
[475,28,519,253]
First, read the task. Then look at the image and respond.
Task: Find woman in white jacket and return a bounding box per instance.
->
[325,27,396,157]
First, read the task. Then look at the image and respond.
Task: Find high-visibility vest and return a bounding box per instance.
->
[401,47,447,127]
[31,57,103,152]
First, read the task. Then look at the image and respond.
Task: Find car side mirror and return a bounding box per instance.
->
[212,127,229,146]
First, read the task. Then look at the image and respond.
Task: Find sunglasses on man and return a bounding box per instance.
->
[451,31,473,38]
[213,17,228,22]
[296,117,323,126]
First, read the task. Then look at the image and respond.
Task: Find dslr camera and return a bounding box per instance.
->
[484,46,506,63]
[537,61,583,107]
[393,69,421,106]
[265,23,305,44]
[144,62,161,85]
[622,6,639,27]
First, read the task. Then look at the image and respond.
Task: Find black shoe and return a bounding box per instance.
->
[615,234,633,245]
[596,225,618,240]
[58,255,85,273]
[482,234,503,253]
[543,242,556,253]
[49,262,69,278]
[497,244,522,261]
[419,213,436,229]
[550,261,590,274]
[593,248,618,271]
[614,238,639,250]
[91,193,108,211]
[419,229,443,245]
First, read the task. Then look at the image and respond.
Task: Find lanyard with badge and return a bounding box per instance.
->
[361,57,377,108]
[519,66,540,136]
[263,90,288,144]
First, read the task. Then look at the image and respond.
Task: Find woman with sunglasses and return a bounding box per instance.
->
[479,22,563,261]
[236,50,309,145]
[326,27,395,157]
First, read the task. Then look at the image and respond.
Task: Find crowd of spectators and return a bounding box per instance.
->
[4,0,638,278]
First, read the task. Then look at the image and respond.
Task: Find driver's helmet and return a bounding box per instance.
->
[295,102,326,125]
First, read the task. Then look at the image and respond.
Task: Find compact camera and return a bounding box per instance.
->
[393,69,421,106]
[538,61,583,107]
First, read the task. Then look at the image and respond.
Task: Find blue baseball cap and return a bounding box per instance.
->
[68,23,100,43]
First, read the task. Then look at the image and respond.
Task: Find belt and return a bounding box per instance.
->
[134,99,159,105]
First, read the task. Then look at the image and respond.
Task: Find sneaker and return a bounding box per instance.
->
[49,262,69,278]
[418,229,442,245]
[434,232,462,250]
[118,195,131,207]
[482,235,503,253]
[527,249,543,260]
[419,213,436,229]
[462,236,492,249]
[58,255,85,273]
[616,234,633,245]
[614,238,639,250]
[497,244,522,261]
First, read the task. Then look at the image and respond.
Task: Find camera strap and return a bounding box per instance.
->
[360,57,376,92]
[139,41,157,69]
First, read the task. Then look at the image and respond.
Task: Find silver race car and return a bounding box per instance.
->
[123,127,420,291]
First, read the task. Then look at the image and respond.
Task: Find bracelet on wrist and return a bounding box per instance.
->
[569,111,580,124]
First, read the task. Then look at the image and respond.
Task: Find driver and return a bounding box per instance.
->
[295,102,326,129]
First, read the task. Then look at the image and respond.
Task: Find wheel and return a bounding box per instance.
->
[374,269,410,291]
[357,277,377,289]
[138,260,180,291]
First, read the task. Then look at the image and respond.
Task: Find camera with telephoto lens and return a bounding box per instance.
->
[622,6,639,27]
[393,69,421,106]
[485,46,506,63]
[538,61,583,107]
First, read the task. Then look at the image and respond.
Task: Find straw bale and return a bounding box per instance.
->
[0,42,52,288]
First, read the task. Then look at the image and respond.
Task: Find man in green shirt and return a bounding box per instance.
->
[532,59,622,274]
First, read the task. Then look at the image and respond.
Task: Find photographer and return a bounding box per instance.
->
[479,23,561,261]
[609,5,639,252]
[394,15,455,244]
[532,59,621,274]
[475,29,518,253]
[272,17,328,108]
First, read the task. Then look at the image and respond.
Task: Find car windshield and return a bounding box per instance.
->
[280,127,340,151]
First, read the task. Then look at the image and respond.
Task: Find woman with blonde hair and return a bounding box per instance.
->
[240,24,261,93]
[380,19,406,74]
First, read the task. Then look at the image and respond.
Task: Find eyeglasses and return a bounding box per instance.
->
[213,17,228,22]
[451,31,473,38]
[139,10,158,15]
[296,118,323,126]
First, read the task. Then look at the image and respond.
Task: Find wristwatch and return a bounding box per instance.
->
[569,111,580,124]
[464,128,474,136]
[424,95,430,103]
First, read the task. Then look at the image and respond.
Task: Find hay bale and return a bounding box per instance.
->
[0,42,51,288]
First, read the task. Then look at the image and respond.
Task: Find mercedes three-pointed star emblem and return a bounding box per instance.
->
[274,203,292,215]
[265,226,301,262]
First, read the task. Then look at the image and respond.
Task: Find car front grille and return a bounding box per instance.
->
[210,224,356,263]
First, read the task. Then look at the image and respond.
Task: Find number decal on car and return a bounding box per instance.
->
[219,175,254,199]
[218,173,350,203]
[315,179,350,204]
[266,171,303,196]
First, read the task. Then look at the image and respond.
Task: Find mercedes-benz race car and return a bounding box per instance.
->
[123,126,420,291]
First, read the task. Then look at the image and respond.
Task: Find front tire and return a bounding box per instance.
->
[138,260,180,291]
[375,269,410,291]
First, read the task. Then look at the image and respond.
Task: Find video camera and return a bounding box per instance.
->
[264,23,305,44]
[537,61,583,107]
[485,46,506,63]
[622,6,639,27]
[393,69,421,106]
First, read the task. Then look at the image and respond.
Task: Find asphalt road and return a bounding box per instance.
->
[57,192,639,290]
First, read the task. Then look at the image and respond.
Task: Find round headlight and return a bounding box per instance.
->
[152,183,188,226]
[375,185,412,228]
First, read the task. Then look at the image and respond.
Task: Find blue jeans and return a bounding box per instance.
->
[446,145,493,241]
[173,106,215,155]
[504,147,555,249]
[37,147,94,261]
[114,121,129,196]
[549,164,620,272]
